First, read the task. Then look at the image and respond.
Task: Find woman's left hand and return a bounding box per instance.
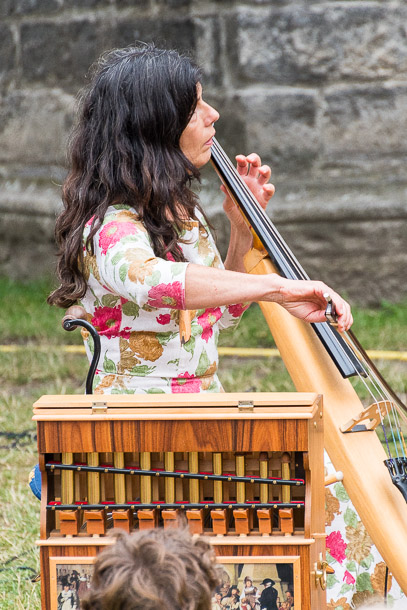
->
[221,153,275,242]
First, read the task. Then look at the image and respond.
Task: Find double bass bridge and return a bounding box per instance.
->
[340,400,394,433]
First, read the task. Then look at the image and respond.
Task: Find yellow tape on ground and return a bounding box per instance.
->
[219,347,407,361]
[1,344,407,361]
[218,347,280,358]
[0,344,86,354]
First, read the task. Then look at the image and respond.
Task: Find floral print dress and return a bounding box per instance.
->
[80,204,248,394]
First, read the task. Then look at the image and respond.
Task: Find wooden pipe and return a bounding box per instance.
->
[324,471,344,487]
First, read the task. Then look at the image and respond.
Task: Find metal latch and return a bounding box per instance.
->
[238,400,254,412]
[91,401,107,414]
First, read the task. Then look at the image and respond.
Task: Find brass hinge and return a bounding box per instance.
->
[238,400,254,412]
[91,401,107,415]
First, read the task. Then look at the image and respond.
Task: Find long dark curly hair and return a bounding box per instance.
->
[48,44,206,308]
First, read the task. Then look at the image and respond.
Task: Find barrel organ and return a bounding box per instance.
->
[34,392,326,610]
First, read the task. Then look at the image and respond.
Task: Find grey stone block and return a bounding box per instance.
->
[0,0,59,17]
[0,89,75,165]
[21,20,114,90]
[206,88,319,173]
[0,183,60,278]
[0,25,16,87]
[60,0,110,7]
[322,84,407,157]
[238,88,320,172]
[195,17,223,87]
[226,4,407,85]
[111,17,196,56]
[112,0,149,6]
[0,211,57,279]
[155,0,192,7]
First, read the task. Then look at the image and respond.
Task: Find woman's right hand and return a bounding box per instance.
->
[270,276,353,333]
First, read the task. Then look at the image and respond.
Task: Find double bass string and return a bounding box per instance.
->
[211,138,407,465]
[344,334,397,458]
[341,324,407,458]
[343,331,406,459]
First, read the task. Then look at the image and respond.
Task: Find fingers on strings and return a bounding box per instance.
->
[236,154,271,182]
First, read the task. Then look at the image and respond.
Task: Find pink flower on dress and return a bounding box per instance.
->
[147,282,184,309]
[197,307,222,342]
[157,314,171,325]
[228,303,249,318]
[326,531,347,564]
[120,327,132,339]
[98,221,139,254]
[343,570,355,585]
[91,306,121,337]
[171,373,202,393]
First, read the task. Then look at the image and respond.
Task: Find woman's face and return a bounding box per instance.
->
[179,83,219,168]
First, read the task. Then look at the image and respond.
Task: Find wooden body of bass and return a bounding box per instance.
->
[245,248,407,594]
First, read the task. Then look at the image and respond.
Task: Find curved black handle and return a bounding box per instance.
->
[63,318,101,395]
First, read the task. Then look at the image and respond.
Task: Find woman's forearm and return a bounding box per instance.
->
[223,226,252,273]
[184,263,353,332]
[185,263,277,309]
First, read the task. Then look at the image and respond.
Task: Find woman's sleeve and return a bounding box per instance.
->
[94,218,189,310]
[218,302,250,330]
[197,214,251,330]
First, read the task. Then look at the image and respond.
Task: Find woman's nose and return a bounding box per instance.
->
[205,103,219,125]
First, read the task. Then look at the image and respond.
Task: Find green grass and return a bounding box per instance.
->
[0,277,80,345]
[0,276,406,608]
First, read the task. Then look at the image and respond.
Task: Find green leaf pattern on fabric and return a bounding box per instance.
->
[343,507,358,528]
[195,349,210,377]
[334,482,349,502]
[103,352,116,374]
[122,301,140,318]
[119,264,128,283]
[101,294,120,307]
[356,572,374,593]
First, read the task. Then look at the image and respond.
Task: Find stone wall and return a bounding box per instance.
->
[1,0,407,303]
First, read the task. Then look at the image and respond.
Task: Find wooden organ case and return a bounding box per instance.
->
[34,391,326,610]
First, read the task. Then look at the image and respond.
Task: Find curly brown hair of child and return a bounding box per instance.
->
[80,526,222,610]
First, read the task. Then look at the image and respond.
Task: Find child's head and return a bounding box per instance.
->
[81,527,221,610]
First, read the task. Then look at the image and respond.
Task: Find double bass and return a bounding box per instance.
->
[210,138,407,593]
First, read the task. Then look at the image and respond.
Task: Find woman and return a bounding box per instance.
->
[241,576,257,600]
[57,584,76,610]
[48,43,352,394]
